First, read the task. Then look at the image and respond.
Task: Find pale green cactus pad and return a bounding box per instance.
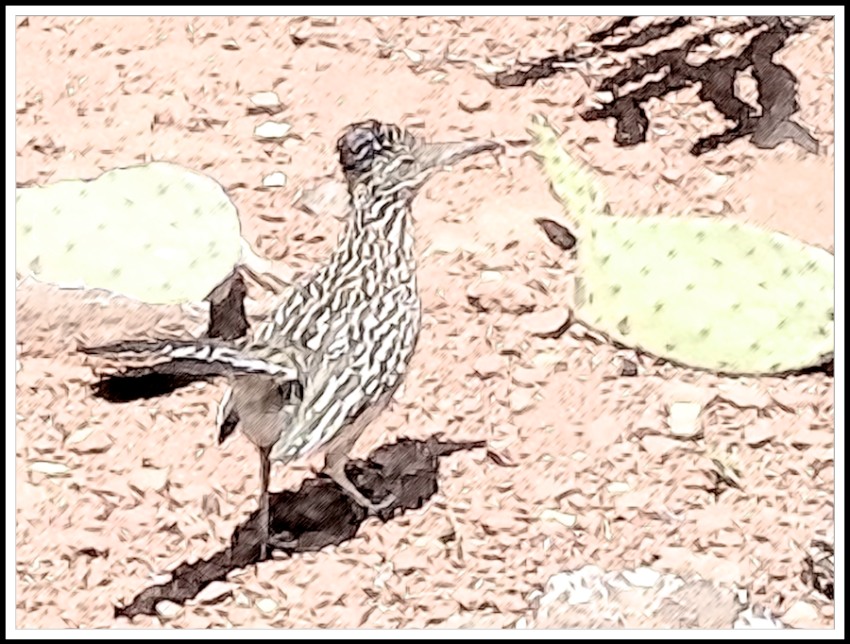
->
[529,115,834,375]
[16,162,247,305]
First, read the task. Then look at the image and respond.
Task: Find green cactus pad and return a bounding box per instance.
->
[16,162,244,305]
[529,115,834,375]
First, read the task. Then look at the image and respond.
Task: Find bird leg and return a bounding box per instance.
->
[257,445,297,558]
[258,446,271,560]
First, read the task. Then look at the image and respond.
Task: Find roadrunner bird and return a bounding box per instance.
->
[81,120,501,557]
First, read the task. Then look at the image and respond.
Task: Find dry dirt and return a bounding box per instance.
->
[14,16,835,630]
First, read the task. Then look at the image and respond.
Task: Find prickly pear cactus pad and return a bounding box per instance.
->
[16,162,245,305]
[529,115,834,375]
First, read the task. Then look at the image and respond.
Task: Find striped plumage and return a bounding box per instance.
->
[234,124,424,464]
[81,120,500,555]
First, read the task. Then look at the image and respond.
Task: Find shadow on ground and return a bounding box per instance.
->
[491,16,832,155]
[115,436,485,619]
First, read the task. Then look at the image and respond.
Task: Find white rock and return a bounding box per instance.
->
[622,567,661,588]
[30,461,70,476]
[606,481,630,494]
[255,597,279,614]
[254,121,292,139]
[473,59,507,75]
[155,600,181,619]
[262,172,287,188]
[480,270,503,283]
[713,32,734,47]
[522,307,572,338]
[667,401,702,437]
[66,426,113,454]
[250,91,281,108]
[403,48,423,63]
[540,509,577,528]
[195,581,234,604]
[65,427,93,445]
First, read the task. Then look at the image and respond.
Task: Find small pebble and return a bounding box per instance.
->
[255,597,279,615]
[195,581,234,604]
[606,481,630,495]
[522,307,572,338]
[254,121,291,139]
[30,461,70,476]
[540,509,577,528]
[667,401,702,437]
[620,359,638,376]
[535,218,577,251]
[250,91,281,108]
[622,567,661,588]
[155,600,181,619]
[403,48,423,63]
[262,172,287,188]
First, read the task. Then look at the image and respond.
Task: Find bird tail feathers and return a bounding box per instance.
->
[79,337,297,402]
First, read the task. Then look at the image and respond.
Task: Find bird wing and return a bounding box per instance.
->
[269,284,420,463]
[80,336,298,379]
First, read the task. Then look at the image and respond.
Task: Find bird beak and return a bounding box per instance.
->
[413,138,503,186]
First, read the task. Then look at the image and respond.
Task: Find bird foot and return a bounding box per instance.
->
[268,534,299,551]
[333,473,396,514]
[324,458,398,515]
[342,487,397,515]
[363,492,396,514]
[259,533,298,559]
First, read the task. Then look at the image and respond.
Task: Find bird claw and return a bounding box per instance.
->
[364,492,396,515]
[336,481,396,515]
[268,534,299,551]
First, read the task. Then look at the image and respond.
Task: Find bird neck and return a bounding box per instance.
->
[338,193,418,286]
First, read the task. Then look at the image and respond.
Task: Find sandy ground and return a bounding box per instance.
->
[14,16,835,629]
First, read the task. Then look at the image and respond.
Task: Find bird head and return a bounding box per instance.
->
[337,120,502,201]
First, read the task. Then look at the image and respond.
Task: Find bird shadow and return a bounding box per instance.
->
[114,436,486,620]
